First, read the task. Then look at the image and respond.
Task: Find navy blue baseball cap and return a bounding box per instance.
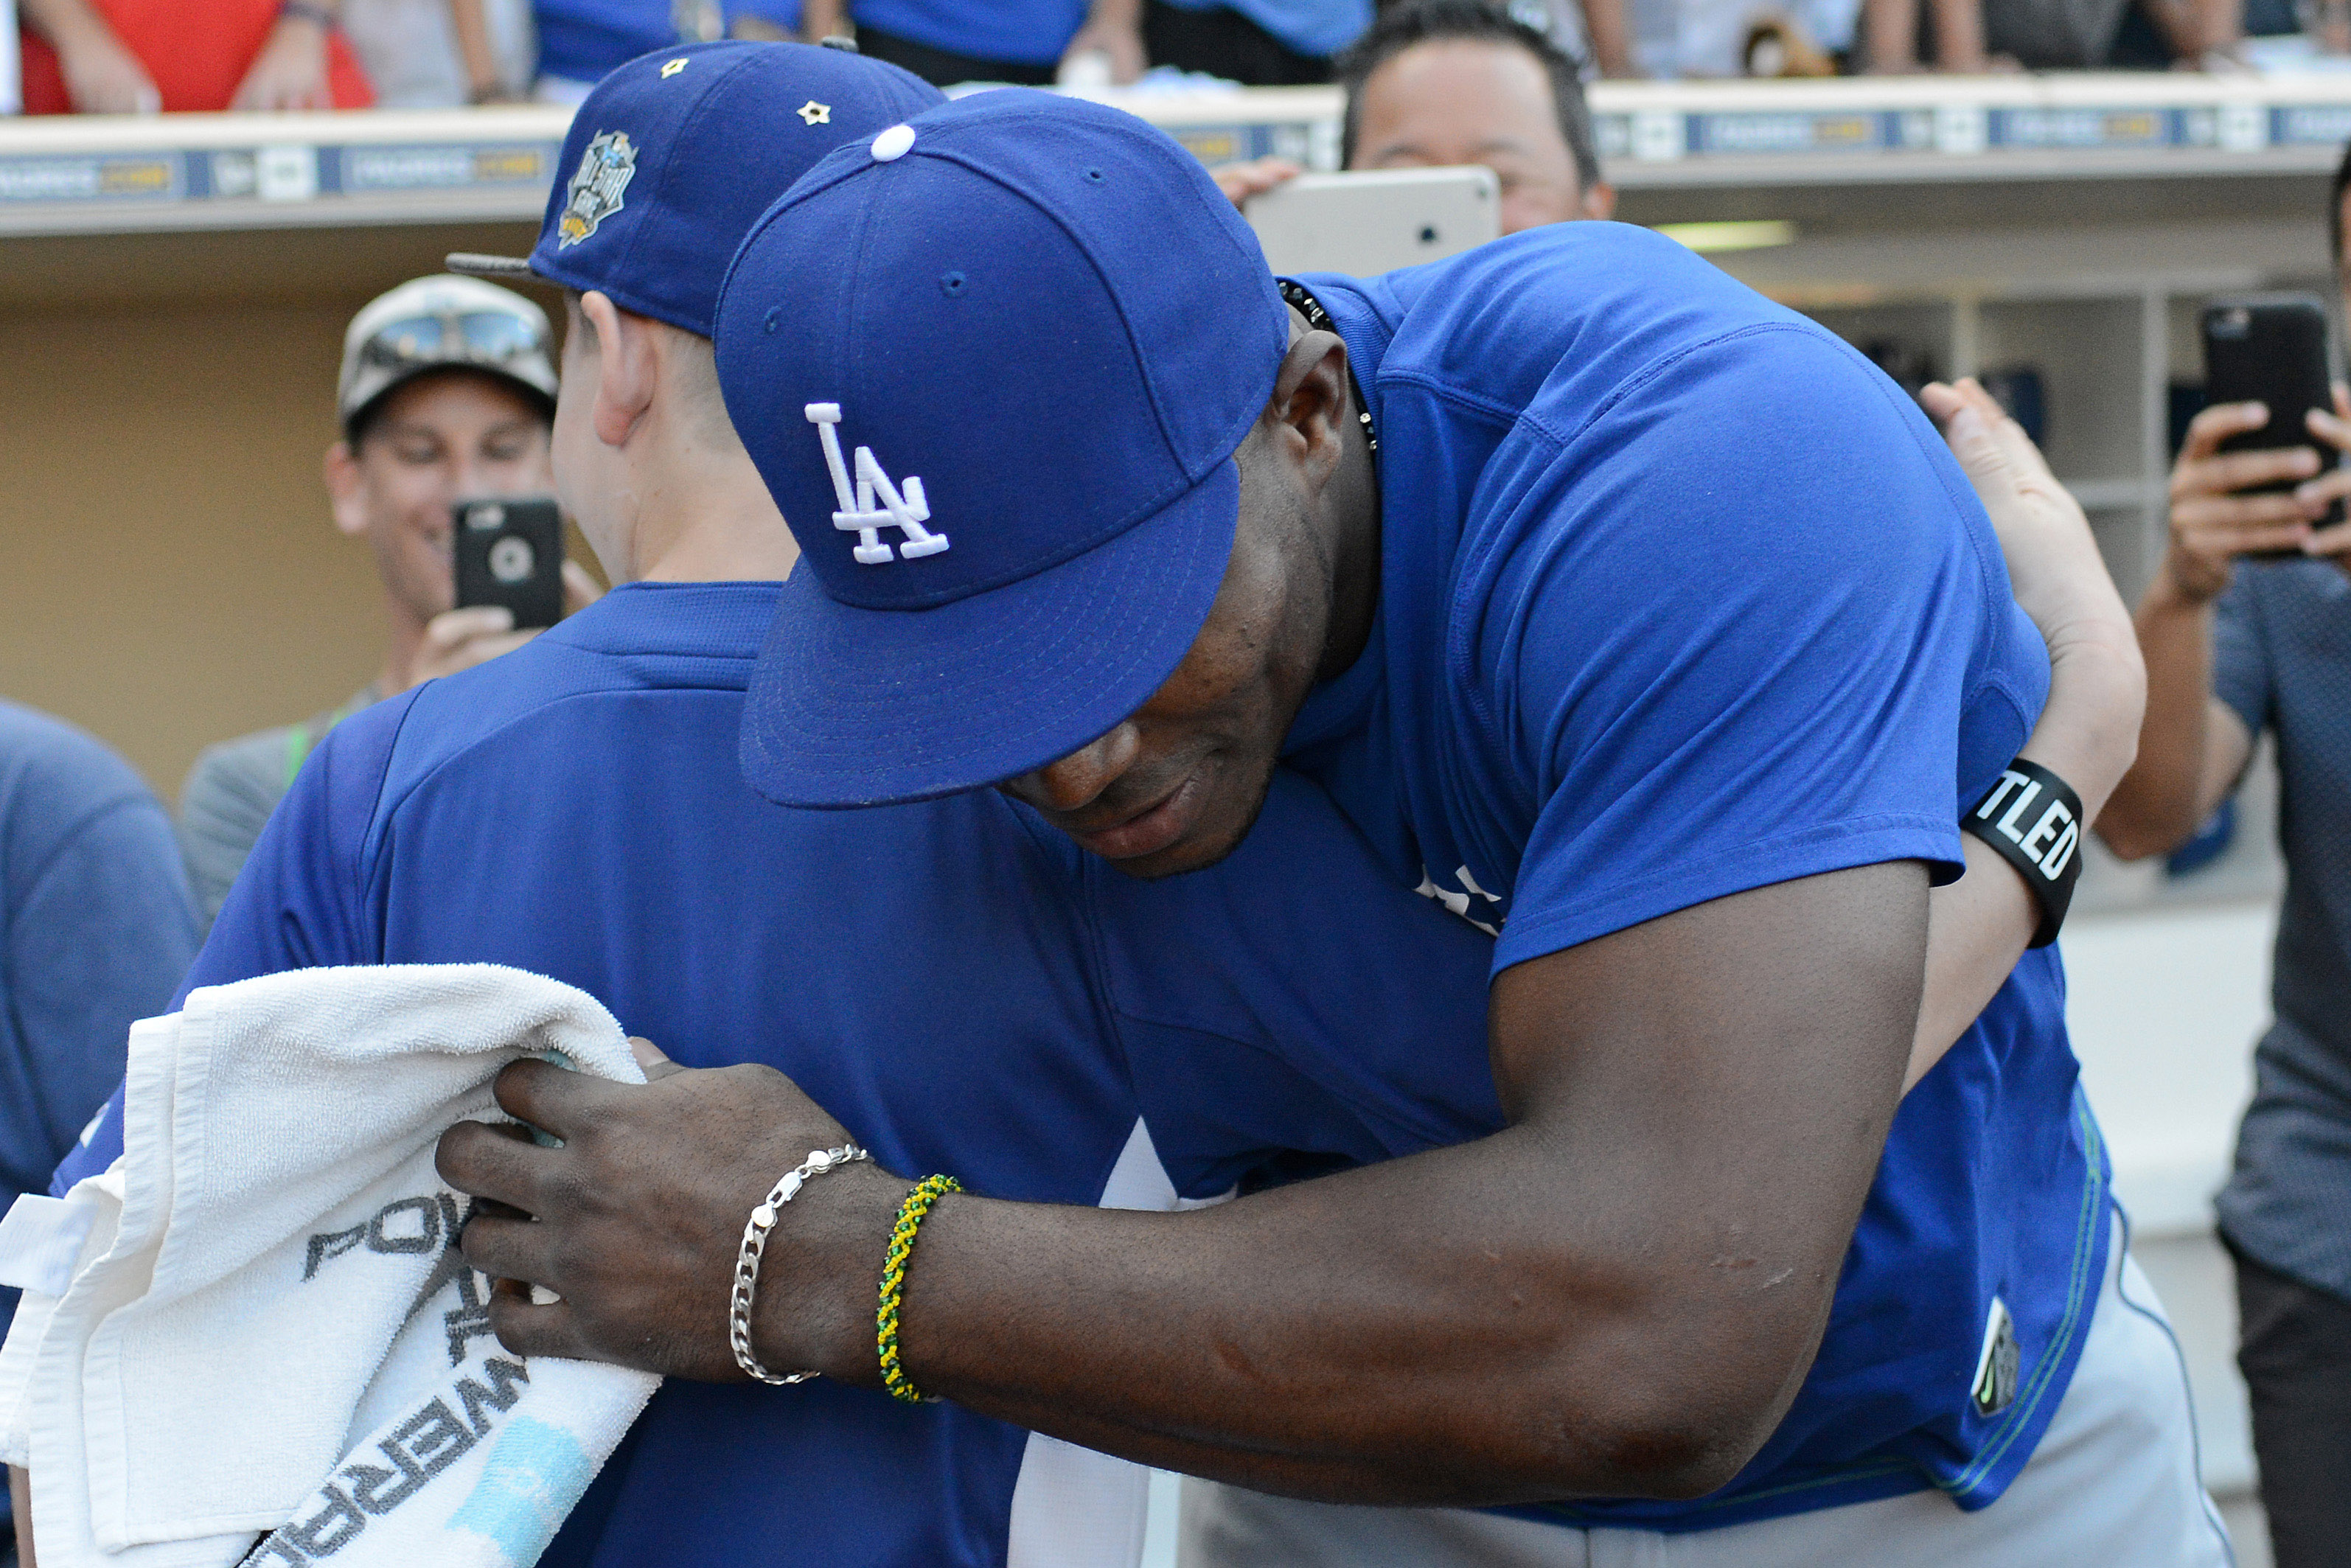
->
[715,90,1289,809]
[447,41,941,335]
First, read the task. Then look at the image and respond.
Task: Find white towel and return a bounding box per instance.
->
[0,964,661,1568]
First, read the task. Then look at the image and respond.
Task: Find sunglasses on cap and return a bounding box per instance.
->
[358,310,548,375]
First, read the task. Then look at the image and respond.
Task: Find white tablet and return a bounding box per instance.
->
[1243,167,1502,279]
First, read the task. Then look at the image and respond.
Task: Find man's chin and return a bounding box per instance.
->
[1098,767,1278,882]
[1102,826,1247,881]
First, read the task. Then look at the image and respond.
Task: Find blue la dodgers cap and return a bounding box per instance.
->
[447,41,942,335]
[715,90,1289,808]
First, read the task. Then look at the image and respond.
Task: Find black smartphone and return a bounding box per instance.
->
[453,496,565,630]
[2202,294,2342,551]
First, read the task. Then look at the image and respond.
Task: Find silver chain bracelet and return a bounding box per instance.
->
[728,1143,871,1385]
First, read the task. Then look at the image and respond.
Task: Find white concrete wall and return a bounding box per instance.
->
[2062,899,2277,1496]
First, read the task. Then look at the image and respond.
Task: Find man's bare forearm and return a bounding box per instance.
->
[1581,0,1635,74]
[1910,615,2144,1085]
[11,1463,32,1568]
[2099,566,2226,858]
[450,869,1918,1505]
[886,1128,1808,1502]
[18,0,121,52]
[800,0,843,41]
[773,868,1921,1505]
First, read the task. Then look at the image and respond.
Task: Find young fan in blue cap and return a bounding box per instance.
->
[27,46,1506,1568]
[425,89,2215,1565]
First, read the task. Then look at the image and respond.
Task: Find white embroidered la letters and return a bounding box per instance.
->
[804,403,950,563]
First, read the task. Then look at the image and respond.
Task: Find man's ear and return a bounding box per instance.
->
[583,290,657,450]
[1265,327,1351,492]
[323,441,369,538]
[1578,179,1618,221]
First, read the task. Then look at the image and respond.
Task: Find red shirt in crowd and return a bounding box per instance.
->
[18,0,375,112]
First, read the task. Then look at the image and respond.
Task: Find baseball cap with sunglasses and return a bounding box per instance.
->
[338,275,560,440]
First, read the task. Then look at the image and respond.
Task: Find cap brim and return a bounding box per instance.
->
[741,460,1239,809]
[444,252,554,286]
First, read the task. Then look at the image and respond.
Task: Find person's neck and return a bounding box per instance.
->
[1315,398,1382,683]
[378,600,428,696]
[624,434,800,585]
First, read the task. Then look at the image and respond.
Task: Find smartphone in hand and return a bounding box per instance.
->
[2203,294,2342,553]
[1244,167,1500,278]
[453,497,566,630]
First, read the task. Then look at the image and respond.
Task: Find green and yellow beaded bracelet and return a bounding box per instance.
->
[877,1174,961,1403]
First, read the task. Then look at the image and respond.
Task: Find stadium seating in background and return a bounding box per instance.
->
[15,0,375,112]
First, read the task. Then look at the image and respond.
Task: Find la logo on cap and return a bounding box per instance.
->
[805,403,948,564]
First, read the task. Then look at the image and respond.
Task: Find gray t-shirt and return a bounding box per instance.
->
[178,686,379,933]
[2210,560,2351,1300]
[1981,0,2130,67]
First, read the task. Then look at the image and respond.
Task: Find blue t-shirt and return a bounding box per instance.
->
[0,703,195,1328]
[50,582,1499,1567]
[1152,0,1369,61]
[534,4,790,86]
[847,0,1087,68]
[1272,223,2108,1527]
[728,0,804,34]
[533,1,675,84]
[0,702,195,1536]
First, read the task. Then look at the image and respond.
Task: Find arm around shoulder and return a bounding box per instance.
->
[1902,381,2143,1086]
[804,865,1923,1502]
[436,865,1923,1505]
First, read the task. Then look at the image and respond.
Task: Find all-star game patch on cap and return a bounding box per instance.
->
[714,91,1289,810]
[447,40,941,336]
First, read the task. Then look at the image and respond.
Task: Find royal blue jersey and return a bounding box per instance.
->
[533,4,795,86]
[1266,223,2111,1528]
[532,1,675,84]
[51,582,1500,1567]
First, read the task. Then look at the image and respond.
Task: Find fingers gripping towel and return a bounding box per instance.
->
[0,964,661,1568]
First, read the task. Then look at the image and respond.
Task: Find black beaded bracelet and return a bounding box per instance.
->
[1962,759,2083,949]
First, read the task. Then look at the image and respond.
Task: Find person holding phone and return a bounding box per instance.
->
[175,276,597,931]
[1211,0,1616,234]
[2094,150,2351,1568]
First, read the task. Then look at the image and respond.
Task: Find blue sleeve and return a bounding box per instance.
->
[46,694,412,1196]
[2209,570,2271,742]
[4,794,194,1207]
[1485,326,1986,973]
[725,0,802,27]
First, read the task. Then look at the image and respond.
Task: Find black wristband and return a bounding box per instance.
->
[1962,759,2083,949]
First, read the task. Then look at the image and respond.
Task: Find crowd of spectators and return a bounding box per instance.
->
[0,0,2319,116]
